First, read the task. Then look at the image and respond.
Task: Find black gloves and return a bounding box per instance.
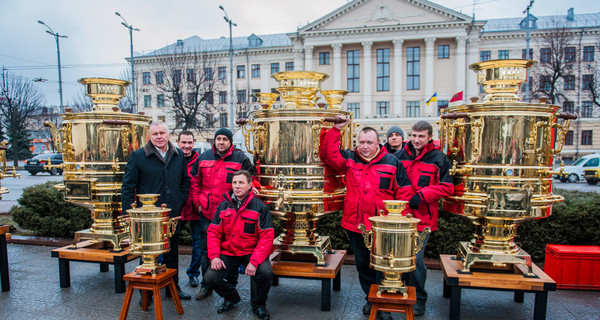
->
[409,193,422,210]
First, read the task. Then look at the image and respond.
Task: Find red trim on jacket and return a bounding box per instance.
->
[181,150,200,220]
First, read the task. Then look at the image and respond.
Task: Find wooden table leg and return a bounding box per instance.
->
[321,278,331,311]
[333,271,341,291]
[272,275,279,286]
[533,291,548,320]
[406,305,415,320]
[100,263,109,272]
[114,263,126,293]
[514,291,524,303]
[58,258,70,288]
[119,284,134,320]
[169,278,184,314]
[368,303,379,320]
[449,285,462,320]
[443,278,450,298]
[0,234,9,292]
[141,290,150,310]
[153,283,163,320]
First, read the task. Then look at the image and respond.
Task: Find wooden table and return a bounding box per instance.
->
[368,284,416,320]
[270,250,346,311]
[441,254,557,320]
[51,241,140,293]
[0,225,9,292]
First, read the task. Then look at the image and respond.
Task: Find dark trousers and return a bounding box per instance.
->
[159,233,180,286]
[347,230,383,298]
[204,254,273,307]
[186,217,209,280]
[403,231,430,306]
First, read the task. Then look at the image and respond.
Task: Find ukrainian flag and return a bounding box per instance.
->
[426,92,437,106]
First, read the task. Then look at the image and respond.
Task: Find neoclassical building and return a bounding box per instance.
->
[133,0,600,159]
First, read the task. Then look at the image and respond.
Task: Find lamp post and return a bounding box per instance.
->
[115,12,140,114]
[38,20,67,114]
[219,5,237,131]
[523,0,534,103]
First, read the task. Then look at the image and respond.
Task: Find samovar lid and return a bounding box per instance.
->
[369,200,421,224]
[126,194,171,214]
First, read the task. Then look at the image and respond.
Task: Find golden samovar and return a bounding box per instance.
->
[358,200,430,296]
[46,78,149,250]
[0,141,20,200]
[238,71,354,265]
[440,59,576,275]
[126,194,179,275]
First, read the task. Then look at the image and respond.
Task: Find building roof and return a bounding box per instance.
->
[482,10,600,33]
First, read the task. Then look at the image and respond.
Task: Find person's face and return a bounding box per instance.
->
[388,132,403,149]
[150,124,170,151]
[232,174,251,199]
[177,134,194,157]
[357,130,379,159]
[214,135,231,153]
[411,130,432,153]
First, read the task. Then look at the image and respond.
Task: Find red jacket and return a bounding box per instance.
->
[396,141,454,231]
[320,127,413,233]
[207,191,275,267]
[181,150,200,220]
[189,145,254,220]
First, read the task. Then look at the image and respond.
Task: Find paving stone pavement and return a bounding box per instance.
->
[1,243,599,320]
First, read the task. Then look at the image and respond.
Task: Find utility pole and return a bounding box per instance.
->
[38,20,67,113]
[219,5,237,132]
[115,12,139,114]
[523,0,535,103]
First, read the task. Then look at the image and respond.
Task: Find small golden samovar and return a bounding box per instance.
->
[46,78,149,250]
[239,71,354,265]
[126,194,179,275]
[440,59,576,275]
[358,200,430,296]
[0,141,20,200]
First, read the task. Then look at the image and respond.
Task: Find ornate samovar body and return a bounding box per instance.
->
[358,200,429,296]
[0,141,20,200]
[440,59,575,275]
[46,78,149,250]
[240,71,354,265]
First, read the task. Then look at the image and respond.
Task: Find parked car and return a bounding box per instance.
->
[554,154,600,183]
[24,153,63,175]
[584,169,600,185]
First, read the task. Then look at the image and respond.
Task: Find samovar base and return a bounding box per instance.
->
[72,229,129,252]
[377,272,408,297]
[273,235,333,266]
[457,241,535,277]
[135,254,167,275]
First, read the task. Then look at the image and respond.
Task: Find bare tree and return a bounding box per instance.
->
[69,87,93,112]
[0,68,44,166]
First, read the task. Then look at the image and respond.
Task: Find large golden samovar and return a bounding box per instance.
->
[46,78,149,250]
[126,194,179,274]
[239,71,354,265]
[0,142,20,200]
[440,59,576,275]
[358,200,430,296]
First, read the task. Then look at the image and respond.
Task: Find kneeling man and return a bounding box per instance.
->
[204,170,274,320]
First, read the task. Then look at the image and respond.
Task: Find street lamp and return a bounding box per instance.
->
[38,20,67,114]
[115,12,140,114]
[219,5,237,132]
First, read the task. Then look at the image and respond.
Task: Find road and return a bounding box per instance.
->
[0,169,63,213]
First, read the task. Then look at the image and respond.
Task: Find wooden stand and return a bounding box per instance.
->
[441,254,557,320]
[119,268,183,320]
[0,225,9,292]
[270,249,346,311]
[51,240,139,293]
[367,284,417,320]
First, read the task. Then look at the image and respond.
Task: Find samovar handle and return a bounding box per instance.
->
[357,224,373,249]
[237,118,254,155]
[413,227,431,254]
[44,121,64,153]
[166,217,180,238]
[119,215,130,231]
[552,112,578,154]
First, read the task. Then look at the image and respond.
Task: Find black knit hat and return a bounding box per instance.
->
[387,126,404,139]
[214,127,233,143]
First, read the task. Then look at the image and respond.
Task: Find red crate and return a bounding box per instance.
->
[545,244,600,290]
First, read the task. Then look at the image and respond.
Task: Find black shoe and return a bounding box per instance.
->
[362,301,373,315]
[195,286,213,300]
[189,276,199,287]
[413,304,426,316]
[252,306,270,320]
[166,286,192,300]
[217,296,241,314]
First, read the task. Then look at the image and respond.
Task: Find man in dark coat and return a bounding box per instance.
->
[121,121,191,300]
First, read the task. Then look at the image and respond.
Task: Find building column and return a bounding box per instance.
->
[393,39,404,117]
[466,37,480,99]
[304,45,314,71]
[362,41,373,118]
[293,48,302,71]
[424,37,436,116]
[455,36,467,101]
[332,43,343,90]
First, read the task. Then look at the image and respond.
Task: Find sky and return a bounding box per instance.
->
[1,0,599,108]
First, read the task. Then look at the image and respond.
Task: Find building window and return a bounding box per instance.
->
[186,68,196,82]
[237,90,246,104]
[565,130,574,145]
[143,72,151,85]
[347,103,360,118]
[285,62,294,71]
[564,47,576,63]
[237,65,245,79]
[480,50,491,61]
[251,64,260,78]
[376,101,390,117]
[564,76,575,90]
[582,74,593,90]
[157,94,165,107]
[583,46,595,62]
[582,101,593,118]
[155,71,164,84]
[218,67,227,81]
[187,93,196,105]
[219,91,227,104]
[438,45,449,59]
[319,52,330,65]
[174,93,182,106]
[173,69,182,83]
[271,63,280,74]
[144,95,151,108]
[498,50,509,59]
[540,48,551,63]
[347,50,360,92]
[157,116,165,123]
[563,101,574,113]
[204,68,213,81]
[251,89,260,102]
[522,49,533,59]
[437,100,449,116]
[219,113,228,128]
[204,91,213,104]
[406,101,420,117]
[377,48,390,91]
[582,130,593,145]
[540,76,552,92]
[407,47,420,90]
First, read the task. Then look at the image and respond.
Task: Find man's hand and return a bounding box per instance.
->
[245,263,257,276]
[252,187,259,196]
[409,193,422,210]
[211,257,226,270]
[333,115,349,130]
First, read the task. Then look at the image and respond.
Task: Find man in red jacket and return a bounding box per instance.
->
[320,116,412,320]
[204,170,274,320]
[395,121,454,316]
[188,128,255,299]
